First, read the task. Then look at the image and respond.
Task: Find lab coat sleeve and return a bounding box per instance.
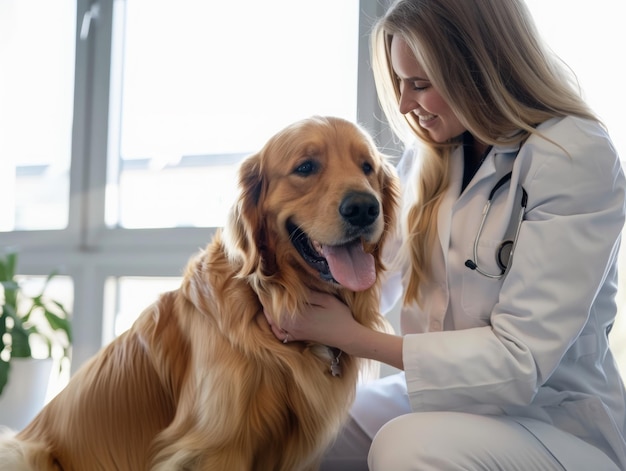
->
[402,118,626,410]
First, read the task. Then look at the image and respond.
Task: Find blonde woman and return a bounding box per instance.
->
[265,0,626,469]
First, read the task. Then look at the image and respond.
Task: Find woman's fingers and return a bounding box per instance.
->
[264,309,292,342]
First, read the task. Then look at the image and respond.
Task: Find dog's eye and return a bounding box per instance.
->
[294,160,317,176]
[362,162,374,175]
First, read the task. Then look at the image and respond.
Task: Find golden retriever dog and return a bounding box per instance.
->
[0,116,399,470]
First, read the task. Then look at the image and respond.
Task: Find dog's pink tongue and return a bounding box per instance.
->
[322,242,376,291]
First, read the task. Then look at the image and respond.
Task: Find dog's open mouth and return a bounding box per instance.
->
[287,221,376,291]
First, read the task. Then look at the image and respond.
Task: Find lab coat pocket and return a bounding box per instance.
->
[461,237,503,323]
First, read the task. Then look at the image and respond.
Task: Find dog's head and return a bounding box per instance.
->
[224,116,399,314]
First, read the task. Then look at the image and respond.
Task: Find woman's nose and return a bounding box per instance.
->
[398,89,418,115]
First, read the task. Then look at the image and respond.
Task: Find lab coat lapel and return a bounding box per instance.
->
[436,146,464,270]
[435,143,521,276]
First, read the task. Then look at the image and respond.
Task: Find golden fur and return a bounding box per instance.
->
[0,116,398,470]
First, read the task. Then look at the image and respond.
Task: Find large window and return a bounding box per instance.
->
[0,0,389,376]
[1,0,625,387]
[108,0,361,229]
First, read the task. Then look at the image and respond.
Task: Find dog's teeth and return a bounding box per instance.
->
[312,240,324,255]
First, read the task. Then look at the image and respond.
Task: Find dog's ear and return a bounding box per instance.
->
[224,153,268,277]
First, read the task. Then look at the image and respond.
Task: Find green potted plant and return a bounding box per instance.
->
[0,251,72,398]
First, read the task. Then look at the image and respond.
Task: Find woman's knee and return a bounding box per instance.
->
[367,413,436,470]
[368,412,512,470]
[367,411,571,471]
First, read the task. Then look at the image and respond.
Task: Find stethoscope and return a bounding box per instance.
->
[464,170,528,279]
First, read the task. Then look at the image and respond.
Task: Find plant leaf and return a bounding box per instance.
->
[1,278,18,311]
[0,281,18,291]
[0,252,17,281]
[50,300,70,317]
[0,251,72,365]
[0,315,6,339]
[3,303,17,319]
[10,325,32,358]
[44,311,73,343]
[0,359,10,395]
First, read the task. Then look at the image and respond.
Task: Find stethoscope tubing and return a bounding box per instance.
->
[466,172,528,279]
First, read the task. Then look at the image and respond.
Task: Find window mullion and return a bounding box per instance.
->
[77,0,115,250]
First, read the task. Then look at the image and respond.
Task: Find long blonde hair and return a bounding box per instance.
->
[371,0,598,305]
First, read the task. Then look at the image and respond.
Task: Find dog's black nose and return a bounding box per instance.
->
[339,192,380,227]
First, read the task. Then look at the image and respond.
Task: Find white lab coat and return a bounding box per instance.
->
[356,116,626,468]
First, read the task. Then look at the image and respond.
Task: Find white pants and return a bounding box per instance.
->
[321,374,621,471]
[369,411,620,470]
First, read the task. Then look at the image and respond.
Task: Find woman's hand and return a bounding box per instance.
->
[263,290,405,370]
[263,290,357,349]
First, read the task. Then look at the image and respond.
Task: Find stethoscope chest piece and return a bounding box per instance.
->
[496,240,514,272]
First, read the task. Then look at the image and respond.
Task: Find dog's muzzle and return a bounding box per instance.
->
[287,192,381,291]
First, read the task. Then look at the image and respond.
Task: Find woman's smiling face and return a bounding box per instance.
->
[390,36,466,143]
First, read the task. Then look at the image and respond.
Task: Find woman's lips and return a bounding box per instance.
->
[418,113,437,128]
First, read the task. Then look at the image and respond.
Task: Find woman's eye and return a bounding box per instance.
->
[396,76,430,92]
[294,160,317,176]
[411,81,430,91]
